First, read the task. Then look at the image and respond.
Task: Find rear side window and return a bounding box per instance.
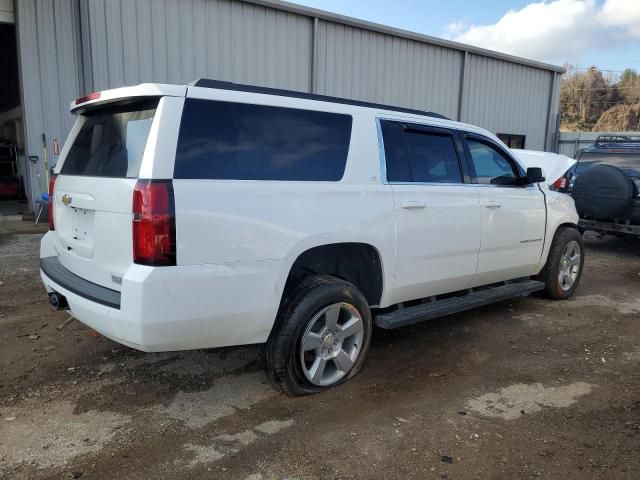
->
[404,129,462,183]
[381,120,462,183]
[61,99,158,178]
[174,99,352,181]
[380,121,411,182]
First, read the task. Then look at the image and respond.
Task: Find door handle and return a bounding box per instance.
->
[484,201,502,209]
[401,201,426,209]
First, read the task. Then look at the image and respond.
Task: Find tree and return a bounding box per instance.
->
[618,68,640,104]
[619,68,637,85]
[560,66,621,131]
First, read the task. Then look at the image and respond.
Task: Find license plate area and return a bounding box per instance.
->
[57,206,94,258]
[71,207,94,243]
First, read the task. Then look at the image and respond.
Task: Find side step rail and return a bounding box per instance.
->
[375,280,545,330]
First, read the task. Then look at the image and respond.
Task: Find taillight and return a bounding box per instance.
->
[48,175,57,230]
[132,180,176,266]
[552,177,568,191]
[75,92,101,105]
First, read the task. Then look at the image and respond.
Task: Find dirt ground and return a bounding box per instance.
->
[0,223,639,480]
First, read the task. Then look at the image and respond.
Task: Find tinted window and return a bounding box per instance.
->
[174,99,352,181]
[467,139,519,186]
[381,121,411,182]
[404,130,462,183]
[576,152,640,176]
[61,99,158,178]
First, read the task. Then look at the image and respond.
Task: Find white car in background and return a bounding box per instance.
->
[40,80,583,395]
[511,149,576,187]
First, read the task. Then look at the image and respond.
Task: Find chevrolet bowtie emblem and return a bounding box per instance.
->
[62,194,72,206]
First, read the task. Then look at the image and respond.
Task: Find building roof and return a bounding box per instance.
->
[244,0,565,74]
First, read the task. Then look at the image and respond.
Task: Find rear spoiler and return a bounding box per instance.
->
[71,84,187,113]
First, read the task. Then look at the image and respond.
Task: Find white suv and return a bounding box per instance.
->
[40,80,583,395]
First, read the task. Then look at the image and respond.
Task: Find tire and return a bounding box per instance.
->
[572,164,634,219]
[266,275,372,396]
[537,227,585,300]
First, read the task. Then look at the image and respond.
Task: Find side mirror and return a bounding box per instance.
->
[526,167,545,184]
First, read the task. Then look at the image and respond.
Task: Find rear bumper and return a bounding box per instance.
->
[39,236,282,352]
[623,198,640,222]
[40,268,146,350]
[40,257,121,309]
[576,198,640,236]
[578,218,640,236]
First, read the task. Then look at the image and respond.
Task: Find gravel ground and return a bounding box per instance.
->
[0,224,639,479]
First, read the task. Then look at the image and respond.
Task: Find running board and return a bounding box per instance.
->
[375,280,545,330]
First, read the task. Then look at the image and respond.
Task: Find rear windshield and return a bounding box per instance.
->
[61,99,159,178]
[174,99,352,181]
[576,151,640,176]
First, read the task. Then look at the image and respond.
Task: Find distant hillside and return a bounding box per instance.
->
[593,104,640,131]
[561,66,640,132]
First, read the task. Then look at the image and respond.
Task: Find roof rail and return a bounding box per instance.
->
[595,134,640,146]
[190,78,450,120]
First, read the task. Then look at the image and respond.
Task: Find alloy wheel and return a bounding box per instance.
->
[299,302,365,387]
[558,240,581,291]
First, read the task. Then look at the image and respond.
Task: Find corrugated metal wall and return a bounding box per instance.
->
[315,21,463,119]
[462,55,553,150]
[15,0,562,208]
[0,0,14,23]
[80,0,557,148]
[84,0,312,92]
[16,0,82,203]
[548,72,561,148]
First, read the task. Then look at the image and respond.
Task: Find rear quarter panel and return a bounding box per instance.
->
[171,100,396,322]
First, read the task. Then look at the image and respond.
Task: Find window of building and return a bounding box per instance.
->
[174,99,352,181]
[466,139,520,186]
[497,133,526,149]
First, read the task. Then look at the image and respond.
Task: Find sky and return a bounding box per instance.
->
[290,0,640,77]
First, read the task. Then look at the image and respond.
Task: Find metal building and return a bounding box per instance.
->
[1,0,563,211]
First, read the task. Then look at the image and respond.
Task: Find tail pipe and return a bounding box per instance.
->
[48,292,69,311]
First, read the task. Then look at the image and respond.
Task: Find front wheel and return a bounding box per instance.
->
[538,226,585,299]
[266,275,372,396]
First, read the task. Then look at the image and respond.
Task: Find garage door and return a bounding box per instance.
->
[0,0,13,24]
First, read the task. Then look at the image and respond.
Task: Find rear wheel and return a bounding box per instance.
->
[266,275,372,396]
[538,227,585,299]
